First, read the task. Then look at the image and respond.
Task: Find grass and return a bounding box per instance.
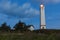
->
[0,32,60,40]
[0,29,60,40]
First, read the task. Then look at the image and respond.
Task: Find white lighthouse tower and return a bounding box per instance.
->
[40,4,46,29]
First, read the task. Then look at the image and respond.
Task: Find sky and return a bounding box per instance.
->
[0,0,60,29]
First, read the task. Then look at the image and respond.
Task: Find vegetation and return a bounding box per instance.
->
[0,32,60,40]
[13,21,26,32]
[0,21,60,40]
[0,21,32,32]
[0,22,11,32]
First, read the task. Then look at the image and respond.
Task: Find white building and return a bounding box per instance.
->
[28,25,34,31]
[40,4,46,29]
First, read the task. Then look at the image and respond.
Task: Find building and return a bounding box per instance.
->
[40,4,46,29]
[25,25,34,31]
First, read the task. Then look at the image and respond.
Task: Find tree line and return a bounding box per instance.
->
[0,21,34,33]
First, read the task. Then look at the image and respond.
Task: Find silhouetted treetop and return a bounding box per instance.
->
[0,22,11,32]
[13,21,26,32]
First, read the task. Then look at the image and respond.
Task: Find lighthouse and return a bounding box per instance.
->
[40,4,46,29]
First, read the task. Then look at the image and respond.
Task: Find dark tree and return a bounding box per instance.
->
[0,22,11,32]
[13,21,26,32]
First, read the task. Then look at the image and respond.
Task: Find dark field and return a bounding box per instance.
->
[0,29,60,40]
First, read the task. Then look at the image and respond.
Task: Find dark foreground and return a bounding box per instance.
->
[0,29,60,40]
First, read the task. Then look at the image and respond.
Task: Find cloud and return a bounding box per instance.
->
[52,0,60,3]
[31,0,60,4]
[0,0,39,18]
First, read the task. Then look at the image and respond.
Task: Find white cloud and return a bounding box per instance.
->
[52,0,60,3]
[32,0,60,3]
[0,0,39,18]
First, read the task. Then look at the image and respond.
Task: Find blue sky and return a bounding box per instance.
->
[0,0,60,29]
